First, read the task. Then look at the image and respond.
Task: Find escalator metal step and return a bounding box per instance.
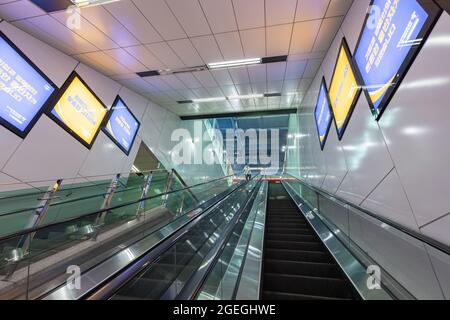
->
[265,240,323,251]
[263,273,353,299]
[263,259,342,278]
[265,249,331,263]
[262,290,351,301]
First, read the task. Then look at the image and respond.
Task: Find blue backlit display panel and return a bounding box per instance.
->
[354,0,441,120]
[103,97,140,155]
[0,31,56,137]
[315,78,333,150]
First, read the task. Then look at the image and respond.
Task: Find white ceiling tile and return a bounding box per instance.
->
[211,69,234,86]
[168,39,204,66]
[26,15,97,54]
[266,24,292,56]
[12,19,78,54]
[73,51,131,76]
[166,0,211,37]
[104,48,146,73]
[265,0,297,26]
[215,32,244,60]
[199,0,237,33]
[159,75,188,90]
[303,58,322,78]
[193,70,218,88]
[0,0,44,20]
[191,35,223,64]
[285,60,307,79]
[240,28,265,58]
[298,77,313,92]
[176,73,203,89]
[229,67,250,84]
[123,45,165,70]
[146,42,185,68]
[313,16,344,52]
[80,5,140,47]
[290,20,322,54]
[177,89,198,99]
[295,0,329,22]
[235,83,253,95]
[232,0,265,30]
[252,82,267,94]
[326,0,353,17]
[133,0,186,40]
[145,77,173,91]
[247,64,267,83]
[105,0,163,44]
[120,77,158,93]
[282,79,300,93]
[220,85,238,96]
[191,87,211,98]
[51,11,119,51]
[267,62,287,81]
[206,87,225,97]
[267,80,283,92]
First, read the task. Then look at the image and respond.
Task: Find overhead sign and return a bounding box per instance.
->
[0,31,56,138]
[329,39,361,140]
[47,73,107,148]
[315,78,333,150]
[103,97,140,155]
[354,0,442,119]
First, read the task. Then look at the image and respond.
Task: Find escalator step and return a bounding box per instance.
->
[263,259,342,278]
[265,249,331,263]
[266,228,314,235]
[265,234,317,243]
[262,291,350,301]
[265,240,323,251]
[263,273,353,299]
[266,222,309,228]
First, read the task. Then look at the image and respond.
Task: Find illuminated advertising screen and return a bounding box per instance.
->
[315,78,333,150]
[329,39,361,140]
[47,72,107,148]
[354,0,442,119]
[103,97,140,155]
[0,31,56,138]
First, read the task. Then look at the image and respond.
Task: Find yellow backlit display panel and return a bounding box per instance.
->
[48,73,107,148]
[329,39,361,139]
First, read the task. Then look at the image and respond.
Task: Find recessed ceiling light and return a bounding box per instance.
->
[207,58,262,70]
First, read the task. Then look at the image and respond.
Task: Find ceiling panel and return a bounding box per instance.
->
[232,0,265,30]
[166,0,211,37]
[0,0,353,117]
[265,0,297,26]
[199,0,237,33]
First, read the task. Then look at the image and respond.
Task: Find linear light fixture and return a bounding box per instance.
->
[71,0,122,7]
[228,94,264,100]
[192,97,227,103]
[178,92,284,104]
[207,58,262,70]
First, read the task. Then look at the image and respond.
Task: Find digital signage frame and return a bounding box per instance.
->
[45,72,108,149]
[329,38,362,141]
[102,96,141,156]
[314,78,333,150]
[0,31,57,138]
[353,0,442,120]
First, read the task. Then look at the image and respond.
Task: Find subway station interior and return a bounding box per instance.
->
[0,0,449,301]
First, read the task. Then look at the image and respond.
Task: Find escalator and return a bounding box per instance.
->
[91,178,261,300]
[262,183,358,300]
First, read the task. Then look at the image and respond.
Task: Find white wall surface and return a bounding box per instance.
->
[0,20,212,191]
[286,1,450,298]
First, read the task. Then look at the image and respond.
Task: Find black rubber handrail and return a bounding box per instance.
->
[284,173,450,255]
[0,174,236,243]
[177,177,263,300]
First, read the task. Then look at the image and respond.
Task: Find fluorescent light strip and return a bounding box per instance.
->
[228,94,264,100]
[208,58,261,70]
[71,0,121,7]
[192,97,227,103]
